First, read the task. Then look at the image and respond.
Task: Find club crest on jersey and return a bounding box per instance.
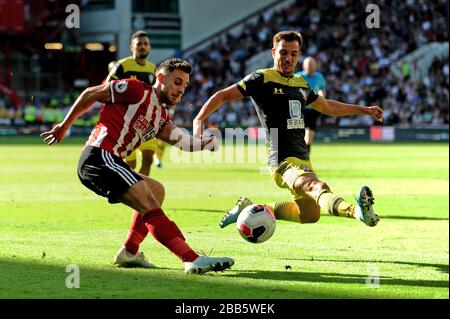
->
[143,128,156,141]
[114,80,128,93]
[289,100,302,118]
[299,88,307,100]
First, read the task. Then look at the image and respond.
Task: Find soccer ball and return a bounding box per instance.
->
[236,204,276,243]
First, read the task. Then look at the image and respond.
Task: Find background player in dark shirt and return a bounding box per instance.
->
[193,31,383,235]
[106,31,156,84]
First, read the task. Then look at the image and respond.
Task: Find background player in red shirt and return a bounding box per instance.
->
[41,58,233,274]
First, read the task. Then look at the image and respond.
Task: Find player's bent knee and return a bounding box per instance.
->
[294,174,319,193]
[315,180,330,192]
[120,180,160,213]
[309,180,331,202]
[152,182,165,205]
[142,176,165,205]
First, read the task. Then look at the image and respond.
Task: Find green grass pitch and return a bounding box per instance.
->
[0,136,448,299]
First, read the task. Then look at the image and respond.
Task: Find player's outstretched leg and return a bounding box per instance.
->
[141,207,234,275]
[220,196,253,228]
[354,185,379,227]
[184,256,235,274]
[114,246,156,268]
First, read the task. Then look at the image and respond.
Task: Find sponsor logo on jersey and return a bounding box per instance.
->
[133,114,150,134]
[287,118,305,129]
[273,88,284,94]
[143,127,156,141]
[114,80,128,93]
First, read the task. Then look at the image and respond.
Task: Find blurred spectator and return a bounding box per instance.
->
[3,90,99,129]
[176,0,448,128]
[1,0,448,129]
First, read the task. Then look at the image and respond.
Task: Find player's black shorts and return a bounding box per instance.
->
[77,146,143,204]
[303,108,321,131]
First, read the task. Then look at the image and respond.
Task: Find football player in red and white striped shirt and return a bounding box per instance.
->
[41,58,234,274]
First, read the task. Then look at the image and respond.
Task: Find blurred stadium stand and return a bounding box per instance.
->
[0,0,448,140]
[176,0,449,131]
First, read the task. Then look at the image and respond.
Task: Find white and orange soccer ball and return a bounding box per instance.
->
[236,204,276,243]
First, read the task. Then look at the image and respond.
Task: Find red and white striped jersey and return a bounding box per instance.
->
[86,78,171,158]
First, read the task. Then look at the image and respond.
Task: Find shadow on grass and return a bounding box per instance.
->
[0,257,398,299]
[282,257,449,275]
[380,215,449,221]
[1,255,446,299]
[229,269,448,288]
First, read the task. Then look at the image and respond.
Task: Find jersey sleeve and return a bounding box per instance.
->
[106,63,124,81]
[305,85,319,105]
[155,107,173,138]
[162,105,173,125]
[235,72,264,97]
[108,78,145,105]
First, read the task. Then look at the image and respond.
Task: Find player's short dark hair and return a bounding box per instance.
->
[157,58,193,75]
[273,31,303,49]
[131,30,149,43]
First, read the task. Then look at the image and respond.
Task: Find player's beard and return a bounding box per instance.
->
[159,88,175,106]
[281,62,293,76]
[137,51,149,59]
